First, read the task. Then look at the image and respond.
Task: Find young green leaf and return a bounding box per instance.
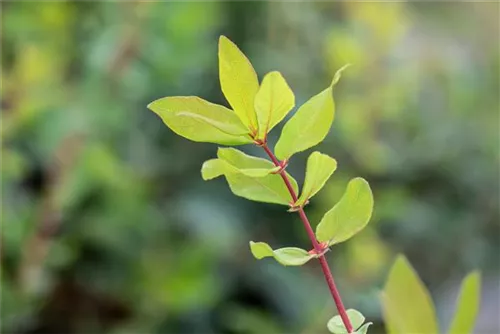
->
[219,35,260,132]
[354,323,372,334]
[201,148,299,205]
[201,159,226,180]
[380,255,439,334]
[274,85,334,160]
[224,171,296,205]
[295,151,337,207]
[327,309,365,334]
[218,148,273,169]
[315,178,373,245]
[447,271,482,334]
[217,147,281,177]
[254,71,295,140]
[148,96,252,145]
[249,241,314,266]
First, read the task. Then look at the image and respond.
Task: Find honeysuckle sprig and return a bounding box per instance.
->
[148,35,373,334]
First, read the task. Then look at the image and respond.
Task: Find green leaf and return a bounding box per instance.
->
[354,323,372,334]
[249,241,314,266]
[274,85,334,160]
[201,148,299,205]
[201,159,225,180]
[254,71,295,140]
[380,255,439,334]
[327,309,365,334]
[295,151,337,207]
[447,271,481,334]
[224,171,295,205]
[315,178,373,245]
[219,35,260,132]
[217,147,279,177]
[331,64,351,87]
[148,96,252,145]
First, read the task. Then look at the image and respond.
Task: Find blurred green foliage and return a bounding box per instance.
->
[1,2,498,334]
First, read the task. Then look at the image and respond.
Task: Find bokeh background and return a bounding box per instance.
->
[2,1,499,334]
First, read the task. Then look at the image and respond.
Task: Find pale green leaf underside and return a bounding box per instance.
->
[447,271,481,334]
[201,159,226,180]
[254,71,295,139]
[315,177,373,245]
[249,241,313,266]
[275,86,335,160]
[148,96,252,145]
[219,35,259,131]
[354,323,372,334]
[381,255,439,334]
[327,309,365,334]
[201,148,298,205]
[296,151,337,207]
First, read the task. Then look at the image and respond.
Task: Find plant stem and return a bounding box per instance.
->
[261,143,354,333]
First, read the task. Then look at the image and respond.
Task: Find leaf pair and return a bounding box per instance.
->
[220,36,298,139]
[251,177,373,267]
[286,151,374,247]
[381,255,481,334]
[201,147,298,205]
[327,309,372,334]
[149,36,296,144]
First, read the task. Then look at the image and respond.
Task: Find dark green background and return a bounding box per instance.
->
[2,2,499,333]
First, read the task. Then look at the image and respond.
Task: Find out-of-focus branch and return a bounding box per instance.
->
[18,134,84,293]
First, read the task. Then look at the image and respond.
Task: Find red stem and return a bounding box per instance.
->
[261,143,353,333]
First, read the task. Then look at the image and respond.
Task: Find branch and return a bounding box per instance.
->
[261,143,353,333]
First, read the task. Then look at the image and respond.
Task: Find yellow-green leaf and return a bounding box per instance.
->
[274,86,335,160]
[201,148,299,205]
[254,71,295,140]
[447,271,482,334]
[148,96,252,145]
[381,255,439,334]
[224,170,296,205]
[217,147,275,170]
[315,178,373,245]
[219,35,259,132]
[217,147,278,177]
[295,151,337,207]
[201,159,225,180]
[249,241,314,266]
[327,309,365,334]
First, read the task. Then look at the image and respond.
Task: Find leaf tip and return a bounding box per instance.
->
[330,63,352,88]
